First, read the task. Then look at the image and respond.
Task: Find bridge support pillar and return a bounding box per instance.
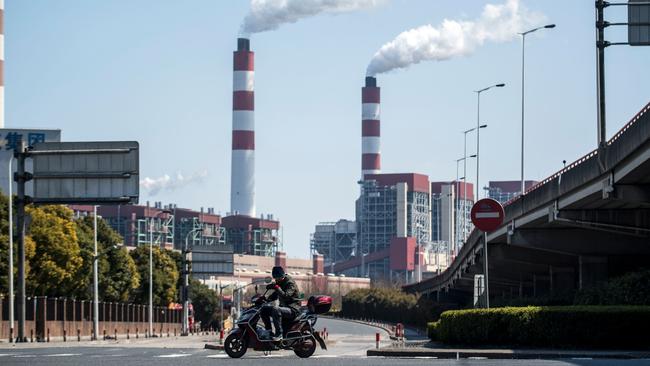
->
[579,256,608,290]
[550,266,576,296]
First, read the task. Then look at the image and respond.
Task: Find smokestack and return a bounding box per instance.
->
[231,37,256,217]
[361,76,380,178]
[0,0,4,128]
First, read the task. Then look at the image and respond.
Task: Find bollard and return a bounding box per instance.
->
[375,332,380,349]
[103,329,106,340]
[30,329,34,343]
[115,328,117,340]
[127,328,130,340]
[136,327,139,339]
[219,329,224,345]
[47,328,50,343]
[77,329,81,342]
[63,329,67,342]
[174,328,177,337]
[167,328,170,337]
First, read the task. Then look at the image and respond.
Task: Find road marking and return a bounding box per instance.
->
[45,353,82,357]
[0,354,12,357]
[13,355,37,358]
[157,353,191,358]
[312,355,338,358]
[571,357,594,360]
[207,354,229,358]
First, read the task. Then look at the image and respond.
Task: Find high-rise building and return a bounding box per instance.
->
[487,180,538,203]
[431,181,474,256]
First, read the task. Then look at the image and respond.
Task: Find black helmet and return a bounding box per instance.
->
[272,266,285,279]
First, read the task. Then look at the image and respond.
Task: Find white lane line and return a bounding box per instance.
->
[13,355,37,358]
[312,355,339,358]
[207,354,229,358]
[45,353,82,357]
[157,353,191,358]
[0,354,13,357]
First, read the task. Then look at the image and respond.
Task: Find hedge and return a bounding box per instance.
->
[427,306,650,349]
[341,288,457,326]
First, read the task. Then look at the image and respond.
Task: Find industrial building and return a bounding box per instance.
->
[431,181,475,258]
[310,220,357,271]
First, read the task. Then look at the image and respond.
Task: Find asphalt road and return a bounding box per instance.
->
[0,318,648,365]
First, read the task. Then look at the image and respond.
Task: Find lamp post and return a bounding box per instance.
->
[7,158,14,342]
[182,227,202,336]
[147,205,170,338]
[92,206,100,340]
[463,125,486,242]
[475,83,505,200]
[519,24,556,196]
[456,154,477,255]
[219,282,232,332]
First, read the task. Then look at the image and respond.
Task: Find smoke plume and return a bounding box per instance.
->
[140,170,208,196]
[241,0,383,35]
[366,0,545,76]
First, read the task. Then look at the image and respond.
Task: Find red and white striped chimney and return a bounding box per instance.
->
[231,38,255,217]
[362,76,380,178]
[0,0,4,128]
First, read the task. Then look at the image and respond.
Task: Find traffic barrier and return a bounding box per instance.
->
[375,332,380,349]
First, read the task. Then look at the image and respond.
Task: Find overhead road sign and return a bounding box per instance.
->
[30,141,139,204]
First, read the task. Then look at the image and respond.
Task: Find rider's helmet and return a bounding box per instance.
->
[272,266,285,281]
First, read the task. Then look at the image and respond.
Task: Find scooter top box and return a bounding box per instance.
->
[307,295,332,314]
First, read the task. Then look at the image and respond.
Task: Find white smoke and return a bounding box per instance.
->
[140,170,208,196]
[241,0,383,35]
[366,0,545,76]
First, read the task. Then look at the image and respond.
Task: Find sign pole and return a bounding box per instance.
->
[470,198,504,309]
[14,139,27,342]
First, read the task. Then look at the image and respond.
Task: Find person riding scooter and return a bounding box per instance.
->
[260,266,301,341]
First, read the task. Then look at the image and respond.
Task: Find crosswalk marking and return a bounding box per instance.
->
[157,353,191,358]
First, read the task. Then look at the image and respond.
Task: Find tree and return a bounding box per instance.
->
[0,193,35,295]
[130,246,179,306]
[189,278,221,330]
[26,205,82,296]
[73,216,140,302]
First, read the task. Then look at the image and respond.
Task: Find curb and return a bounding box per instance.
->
[204,343,224,351]
[367,348,650,360]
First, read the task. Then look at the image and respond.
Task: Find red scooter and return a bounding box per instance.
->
[224,283,331,358]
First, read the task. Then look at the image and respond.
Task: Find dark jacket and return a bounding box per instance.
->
[269,274,301,315]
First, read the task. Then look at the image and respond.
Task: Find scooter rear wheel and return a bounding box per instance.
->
[293,334,316,358]
[224,333,248,358]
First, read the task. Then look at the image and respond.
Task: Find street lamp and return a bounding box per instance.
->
[519,24,556,196]
[455,155,477,255]
[219,282,232,333]
[7,158,14,342]
[147,204,171,338]
[461,125,485,242]
[474,84,505,200]
[92,207,100,340]
[181,227,202,336]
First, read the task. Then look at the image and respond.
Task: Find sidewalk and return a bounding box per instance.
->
[0,333,218,349]
[367,342,650,359]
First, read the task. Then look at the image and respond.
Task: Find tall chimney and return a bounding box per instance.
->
[361,76,380,178]
[0,0,4,128]
[231,38,255,217]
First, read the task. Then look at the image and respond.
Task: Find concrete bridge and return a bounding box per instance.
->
[404,102,650,303]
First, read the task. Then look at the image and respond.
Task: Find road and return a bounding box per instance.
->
[0,318,647,365]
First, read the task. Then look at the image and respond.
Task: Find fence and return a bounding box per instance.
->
[0,296,182,341]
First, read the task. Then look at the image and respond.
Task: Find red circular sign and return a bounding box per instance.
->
[471,198,505,232]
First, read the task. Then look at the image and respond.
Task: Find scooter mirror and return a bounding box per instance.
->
[264,276,273,284]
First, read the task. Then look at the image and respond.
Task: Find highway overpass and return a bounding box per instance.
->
[404,102,650,304]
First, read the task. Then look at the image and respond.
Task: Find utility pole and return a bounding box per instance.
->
[8,157,14,342]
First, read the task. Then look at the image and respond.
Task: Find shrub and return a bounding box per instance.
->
[432,306,650,349]
[341,288,457,326]
[427,321,439,340]
[574,269,650,305]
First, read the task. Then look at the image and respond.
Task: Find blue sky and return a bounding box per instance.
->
[7,1,649,258]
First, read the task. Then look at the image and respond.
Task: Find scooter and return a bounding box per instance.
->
[224,280,332,358]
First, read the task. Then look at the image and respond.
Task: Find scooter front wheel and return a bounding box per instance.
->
[224,333,248,358]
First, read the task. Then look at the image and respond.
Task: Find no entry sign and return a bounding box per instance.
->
[471,198,505,232]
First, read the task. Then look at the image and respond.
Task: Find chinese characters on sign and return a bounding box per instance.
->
[0,132,46,150]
